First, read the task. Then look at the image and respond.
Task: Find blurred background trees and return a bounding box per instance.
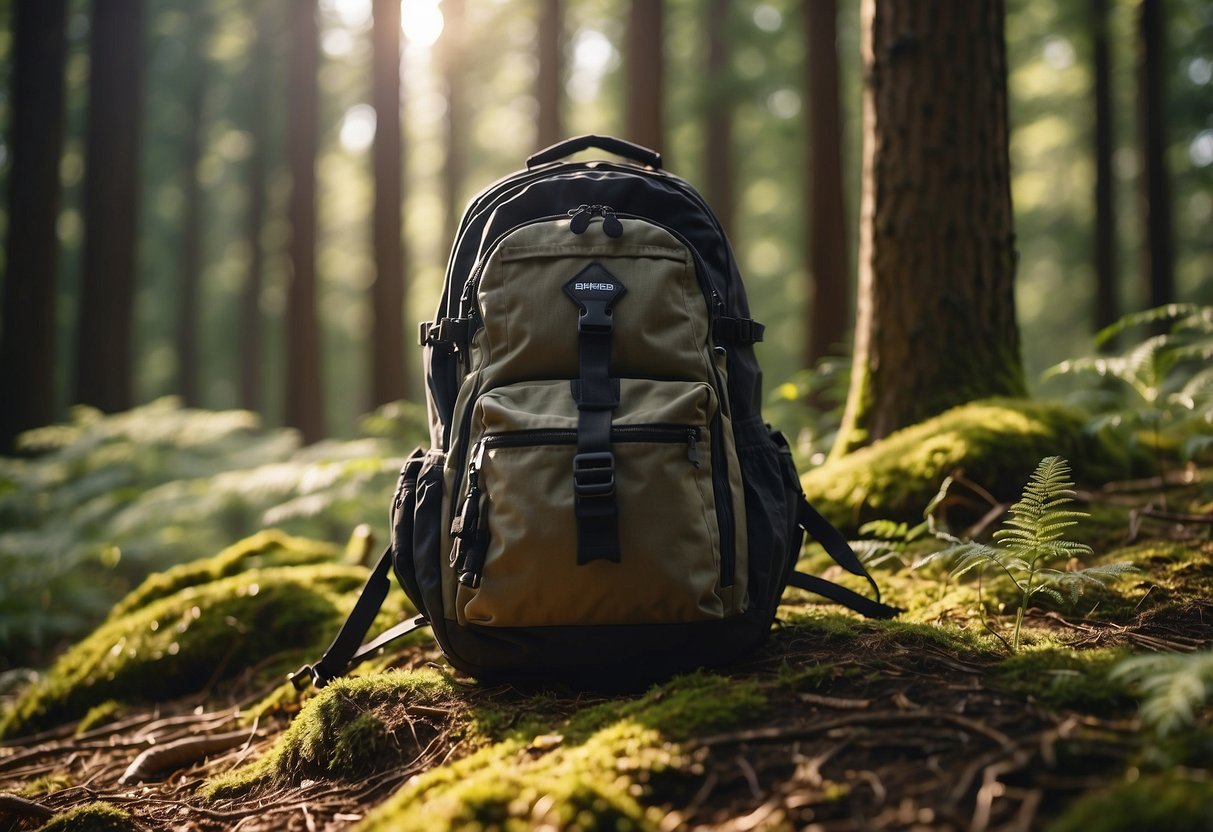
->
[0,0,1210,451]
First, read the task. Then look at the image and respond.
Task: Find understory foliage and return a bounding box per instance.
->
[1111,649,1213,736]
[1047,304,1213,465]
[915,456,1136,651]
[0,398,425,665]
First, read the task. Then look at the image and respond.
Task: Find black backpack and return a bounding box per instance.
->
[292,135,897,691]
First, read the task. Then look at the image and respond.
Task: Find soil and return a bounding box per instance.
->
[2,597,1210,832]
[2,508,1211,831]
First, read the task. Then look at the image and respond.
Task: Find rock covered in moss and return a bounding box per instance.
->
[804,398,1139,532]
[0,564,367,739]
[109,529,338,620]
[202,669,457,799]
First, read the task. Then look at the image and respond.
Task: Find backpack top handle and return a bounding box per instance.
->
[527,134,663,170]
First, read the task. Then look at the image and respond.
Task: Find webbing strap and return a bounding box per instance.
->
[288,545,430,690]
[565,264,626,565]
[791,494,901,619]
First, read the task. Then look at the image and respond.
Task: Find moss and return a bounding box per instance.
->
[19,772,72,797]
[780,608,1000,660]
[75,700,124,735]
[993,646,1132,714]
[357,673,765,832]
[202,669,456,799]
[109,529,338,620]
[804,398,1139,533]
[1047,771,1213,832]
[0,564,366,739]
[38,802,138,832]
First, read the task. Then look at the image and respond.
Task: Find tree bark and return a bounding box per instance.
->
[439,0,467,251]
[804,0,849,370]
[1091,0,1117,337]
[74,0,145,413]
[238,4,271,415]
[0,0,69,451]
[177,5,208,407]
[285,0,324,442]
[833,0,1025,456]
[704,0,734,240]
[1136,0,1173,310]
[626,0,664,153]
[536,0,563,149]
[370,0,407,407]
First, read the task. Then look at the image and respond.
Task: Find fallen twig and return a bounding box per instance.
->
[119,728,257,785]
[0,792,54,821]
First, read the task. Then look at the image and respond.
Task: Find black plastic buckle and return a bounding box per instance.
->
[572,452,615,497]
[288,664,325,691]
[577,301,614,334]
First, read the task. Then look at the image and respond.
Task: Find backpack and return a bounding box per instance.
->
[291,135,897,691]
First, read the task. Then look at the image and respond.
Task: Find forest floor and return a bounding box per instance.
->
[1,478,1211,831]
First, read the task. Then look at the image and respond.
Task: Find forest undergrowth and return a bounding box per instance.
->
[2,307,1211,830]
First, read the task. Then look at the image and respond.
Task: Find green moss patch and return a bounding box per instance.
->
[804,398,1138,532]
[0,564,366,739]
[202,669,457,799]
[38,801,138,832]
[1048,771,1213,832]
[993,646,1131,714]
[109,529,338,620]
[357,673,765,832]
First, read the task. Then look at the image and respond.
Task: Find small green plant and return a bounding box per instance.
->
[1046,303,1213,466]
[1110,648,1213,735]
[916,456,1135,651]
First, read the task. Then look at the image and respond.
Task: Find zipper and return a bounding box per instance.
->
[452,209,738,586]
[481,424,699,462]
[450,424,703,587]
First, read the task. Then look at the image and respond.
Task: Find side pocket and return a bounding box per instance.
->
[736,418,793,614]
[390,448,427,612]
[411,449,447,624]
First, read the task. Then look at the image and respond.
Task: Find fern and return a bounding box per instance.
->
[0,399,428,666]
[1046,304,1213,466]
[915,457,1134,651]
[1111,649,1213,735]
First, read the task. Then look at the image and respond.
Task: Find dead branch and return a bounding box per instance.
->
[118,728,258,785]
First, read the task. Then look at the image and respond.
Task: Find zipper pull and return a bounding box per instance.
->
[450,441,486,565]
[686,429,701,468]
[602,206,623,238]
[569,204,592,234]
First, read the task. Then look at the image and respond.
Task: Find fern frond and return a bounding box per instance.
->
[1111,650,1213,735]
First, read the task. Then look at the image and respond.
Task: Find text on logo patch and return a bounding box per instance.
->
[575,282,615,292]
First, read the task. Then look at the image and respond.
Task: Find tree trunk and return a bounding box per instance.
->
[238,5,271,415]
[1091,0,1117,337]
[370,0,407,407]
[1136,0,1173,310]
[0,0,69,451]
[177,5,208,407]
[284,0,324,442]
[440,0,466,251]
[536,0,563,149]
[804,0,849,370]
[833,0,1025,456]
[704,0,734,240]
[74,0,145,413]
[626,0,664,153]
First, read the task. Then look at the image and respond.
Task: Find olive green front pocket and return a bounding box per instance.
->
[453,379,725,627]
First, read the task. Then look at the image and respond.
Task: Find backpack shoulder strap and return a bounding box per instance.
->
[790,494,900,620]
[289,545,430,690]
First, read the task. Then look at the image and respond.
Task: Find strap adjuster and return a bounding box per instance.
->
[572,452,615,496]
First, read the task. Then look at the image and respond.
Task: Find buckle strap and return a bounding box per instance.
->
[564,264,626,565]
[713,316,765,344]
[418,317,471,347]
